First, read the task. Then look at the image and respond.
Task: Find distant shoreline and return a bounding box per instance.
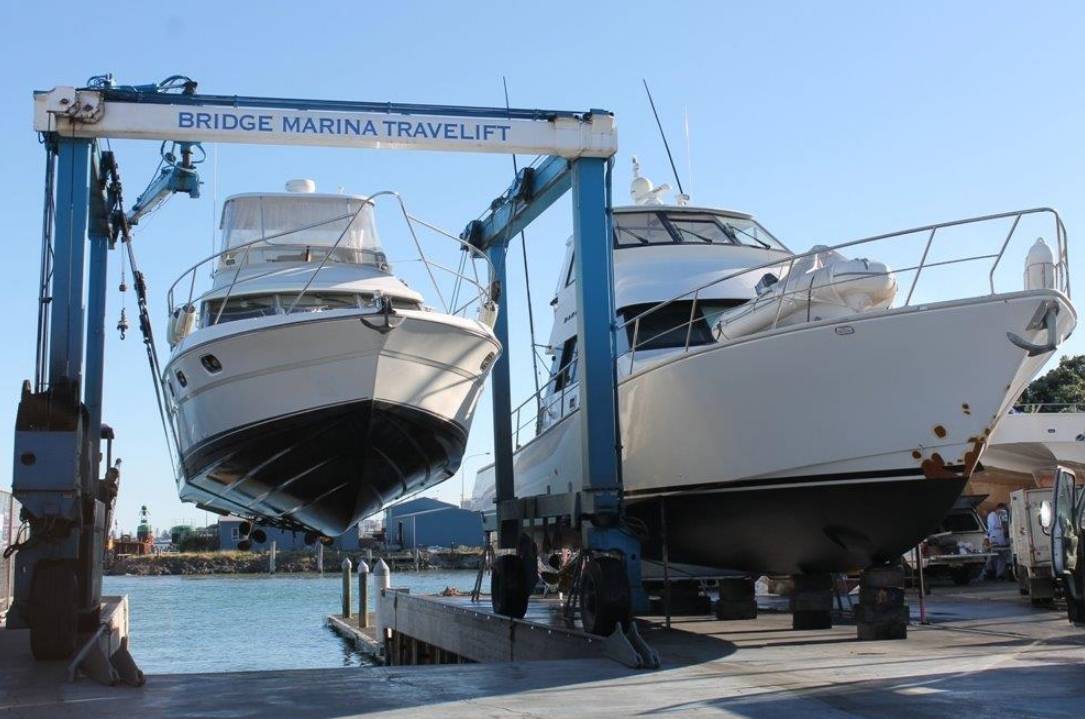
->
[107,548,483,576]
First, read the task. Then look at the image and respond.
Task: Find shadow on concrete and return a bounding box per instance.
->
[641,662,1085,719]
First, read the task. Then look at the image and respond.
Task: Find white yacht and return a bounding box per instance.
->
[472,161,1076,577]
[163,181,500,539]
[966,404,1085,511]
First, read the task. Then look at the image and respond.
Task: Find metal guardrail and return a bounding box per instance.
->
[1012,403,1085,414]
[166,191,495,336]
[506,208,1070,450]
[619,207,1068,370]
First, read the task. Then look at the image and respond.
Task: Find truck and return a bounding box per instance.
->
[1010,487,1058,606]
[904,495,995,587]
[1042,467,1085,626]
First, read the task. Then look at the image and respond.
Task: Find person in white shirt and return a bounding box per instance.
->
[985,503,1009,580]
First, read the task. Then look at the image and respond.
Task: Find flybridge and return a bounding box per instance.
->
[33,85,617,157]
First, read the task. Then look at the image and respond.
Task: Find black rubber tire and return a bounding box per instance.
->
[517,533,539,594]
[491,554,530,619]
[250,528,267,544]
[951,567,972,586]
[29,560,80,661]
[1069,597,1085,626]
[580,556,631,636]
[237,539,252,551]
[1016,564,1030,595]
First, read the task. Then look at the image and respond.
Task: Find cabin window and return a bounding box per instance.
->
[613,211,788,251]
[939,511,984,533]
[667,216,741,245]
[201,292,413,326]
[614,212,673,247]
[202,294,279,326]
[622,299,746,351]
[552,336,578,391]
[284,292,362,313]
[564,252,576,287]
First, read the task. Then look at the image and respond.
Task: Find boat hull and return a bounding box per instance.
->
[166,308,498,536]
[178,398,466,536]
[476,289,1075,575]
[626,474,968,575]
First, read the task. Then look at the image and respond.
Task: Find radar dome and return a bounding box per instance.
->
[285,179,317,193]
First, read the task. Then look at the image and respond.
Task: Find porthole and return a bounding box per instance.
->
[176,370,188,388]
[201,354,223,373]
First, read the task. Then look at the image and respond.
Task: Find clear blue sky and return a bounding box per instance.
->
[1,2,1083,533]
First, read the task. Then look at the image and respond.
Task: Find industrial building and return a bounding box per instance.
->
[383,498,482,550]
[217,517,362,552]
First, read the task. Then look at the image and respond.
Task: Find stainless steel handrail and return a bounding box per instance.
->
[505,207,1071,448]
[617,207,1068,363]
[166,192,495,331]
[1011,403,1085,414]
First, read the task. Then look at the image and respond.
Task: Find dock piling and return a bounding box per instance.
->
[341,558,353,618]
[375,558,391,592]
[269,541,277,574]
[358,560,370,627]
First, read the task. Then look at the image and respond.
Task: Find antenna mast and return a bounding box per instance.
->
[642,79,685,197]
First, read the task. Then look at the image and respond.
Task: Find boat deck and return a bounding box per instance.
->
[3,582,1084,718]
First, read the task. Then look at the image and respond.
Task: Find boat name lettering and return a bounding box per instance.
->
[177,112,512,142]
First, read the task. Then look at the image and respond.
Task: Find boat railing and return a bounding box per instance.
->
[502,208,1069,451]
[165,191,496,339]
[618,207,1069,373]
[1011,403,1085,414]
[508,353,579,449]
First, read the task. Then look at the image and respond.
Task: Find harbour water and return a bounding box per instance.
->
[104,570,478,674]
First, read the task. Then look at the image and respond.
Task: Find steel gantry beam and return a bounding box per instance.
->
[33,83,617,158]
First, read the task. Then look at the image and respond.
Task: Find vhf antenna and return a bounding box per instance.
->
[642,79,685,197]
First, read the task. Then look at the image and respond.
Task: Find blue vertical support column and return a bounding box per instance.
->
[48,138,94,394]
[570,158,648,611]
[486,242,518,549]
[84,152,109,478]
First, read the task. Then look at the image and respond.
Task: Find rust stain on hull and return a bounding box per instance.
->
[921,452,957,480]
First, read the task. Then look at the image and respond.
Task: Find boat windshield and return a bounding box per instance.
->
[614,211,788,251]
[219,195,386,269]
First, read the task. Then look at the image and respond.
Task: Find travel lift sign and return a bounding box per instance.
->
[179,111,512,142]
[33,89,618,158]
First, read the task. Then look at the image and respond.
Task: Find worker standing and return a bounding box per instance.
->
[984,503,1010,580]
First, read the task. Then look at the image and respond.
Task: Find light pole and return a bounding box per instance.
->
[459,452,492,508]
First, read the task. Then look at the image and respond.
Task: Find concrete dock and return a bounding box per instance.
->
[3,582,1083,718]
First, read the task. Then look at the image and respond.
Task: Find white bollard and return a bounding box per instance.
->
[373,558,391,645]
[375,558,391,591]
[357,560,370,628]
[341,558,353,618]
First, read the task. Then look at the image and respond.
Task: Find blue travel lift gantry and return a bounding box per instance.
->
[10,75,639,677]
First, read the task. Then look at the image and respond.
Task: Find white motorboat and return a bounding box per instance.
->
[981,405,1085,478]
[472,161,1076,577]
[163,180,500,539]
[965,403,1085,511]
